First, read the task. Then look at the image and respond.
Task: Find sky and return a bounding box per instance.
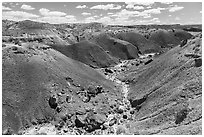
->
[2,2,202,25]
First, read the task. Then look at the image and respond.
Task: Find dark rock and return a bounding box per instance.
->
[57,121,65,129]
[130,110,135,115]
[56,106,62,113]
[144,59,153,65]
[66,95,72,103]
[67,113,73,119]
[104,68,113,73]
[184,53,201,58]
[175,109,188,124]
[75,116,85,128]
[148,55,153,58]
[195,58,202,67]
[3,128,13,135]
[134,131,140,135]
[63,129,68,133]
[135,105,142,111]
[87,85,103,97]
[89,64,97,68]
[37,132,47,135]
[96,85,103,94]
[11,46,18,51]
[65,77,74,83]
[180,39,188,47]
[59,113,67,122]
[48,95,58,109]
[84,113,106,132]
[130,95,147,108]
[116,108,124,114]
[123,115,127,119]
[82,95,90,103]
[109,117,117,126]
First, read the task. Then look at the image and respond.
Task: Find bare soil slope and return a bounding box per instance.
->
[2,42,122,134]
[52,40,117,68]
[149,29,192,48]
[116,31,162,54]
[91,33,139,60]
[123,33,201,134]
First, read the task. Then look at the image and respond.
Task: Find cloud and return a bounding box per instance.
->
[90,4,121,10]
[82,12,91,16]
[111,9,140,18]
[137,18,160,25]
[125,2,154,6]
[126,4,144,10]
[160,2,173,4]
[96,16,114,24]
[37,16,77,24]
[2,5,12,10]
[84,16,96,23]
[143,7,165,14]
[65,15,75,18]
[107,12,114,15]
[21,4,35,10]
[2,11,39,21]
[39,8,66,17]
[169,5,184,12]
[125,3,144,10]
[112,7,164,19]
[175,17,180,20]
[76,5,87,9]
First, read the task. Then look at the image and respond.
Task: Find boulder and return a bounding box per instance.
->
[48,95,58,109]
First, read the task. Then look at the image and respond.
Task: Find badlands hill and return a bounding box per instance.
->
[149,29,192,49]
[118,33,202,134]
[2,19,202,135]
[116,31,161,54]
[52,40,117,68]
[91,33,139,60]
[2,42,122,134]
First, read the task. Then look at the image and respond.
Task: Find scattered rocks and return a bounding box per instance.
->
[116,107,124,114]
[104,68,113,73]
[83,112,106,132]
[184,53,201,58]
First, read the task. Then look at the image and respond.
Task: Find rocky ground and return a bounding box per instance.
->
[2,20,202,135]
[15,54,154,135]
